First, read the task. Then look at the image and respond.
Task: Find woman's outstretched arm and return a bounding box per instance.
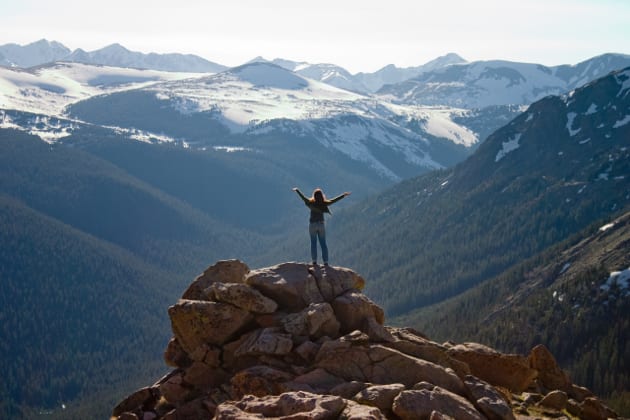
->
[326,191,351,205]
[292,187,310,204]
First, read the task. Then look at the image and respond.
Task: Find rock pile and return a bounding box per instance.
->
[112,260,619,420]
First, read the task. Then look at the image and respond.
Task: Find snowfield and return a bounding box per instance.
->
[0,62,208,115]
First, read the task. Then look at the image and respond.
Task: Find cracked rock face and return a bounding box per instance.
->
[112,260,620,420]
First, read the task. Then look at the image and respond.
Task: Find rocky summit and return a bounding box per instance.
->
[112,260,619,420]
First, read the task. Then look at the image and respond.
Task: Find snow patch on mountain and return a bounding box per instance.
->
[0,62,205,116]
[585,103,598,115]
[615,69,630,97]
[150,63,366,130]
[0,63,207,116]
[613,114,630,128]
[566,112,581,136]
[0,110,75,143]
[495,133,522,162]
[600,267,630,296]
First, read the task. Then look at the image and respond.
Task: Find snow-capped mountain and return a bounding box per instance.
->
[355,53,467,92]
[378,53,630,108]
[249,57,370,93]
[0,39,226,73]
[64,62,477,180]
[0,62,206,115]
[65,43,227,73]
[3,41,630,182]
[250,53,467,94]
[0,39,71,67]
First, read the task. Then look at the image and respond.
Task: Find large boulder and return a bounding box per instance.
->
[282,302,340,338]
[580,397,618,420]
[387,328,470,377]
[234,327,293,357]
[528,344,572,392]
[168,299,253,352]
[286,368,346,394]
[353,383,406,413]
[464,375,515,420]
[314,265,366,301]
[182,259,249,300]
[342,400,387,419]
[246,263,325,310]
[112,386,159,418]
[208,281,278,314]
[230,365,294,399]
[392,383,484,420]
[539,390,568,410]
[245,263,365,311]
[332,290,384,334]
[448,342,537,392]
[316,335,467,397]
[214,391,347,420]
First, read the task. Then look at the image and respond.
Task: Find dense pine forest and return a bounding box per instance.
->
[397,210,630,414]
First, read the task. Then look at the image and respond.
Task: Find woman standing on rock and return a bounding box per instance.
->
[292,187,351,266]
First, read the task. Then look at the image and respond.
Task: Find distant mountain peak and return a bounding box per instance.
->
[425,52,467,65]
[100,43,129,52]
[228,61,309,90]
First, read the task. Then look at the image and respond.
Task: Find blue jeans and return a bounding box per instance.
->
[309,222,328,264]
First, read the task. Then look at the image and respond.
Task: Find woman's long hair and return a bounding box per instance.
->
[310,188,326,203]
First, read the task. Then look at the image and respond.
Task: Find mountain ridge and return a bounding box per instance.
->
[378,53,630,108]
[0,39,226,73]
[4,39,629,98]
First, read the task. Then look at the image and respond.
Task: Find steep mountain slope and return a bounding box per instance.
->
[0,128,264,270]
[0,108,389,231]
[323,66,630,316]
[379,53,630,108]
[0,193,176,418]
[403,209,630,400]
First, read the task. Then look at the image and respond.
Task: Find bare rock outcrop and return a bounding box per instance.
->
[112,260,619,420]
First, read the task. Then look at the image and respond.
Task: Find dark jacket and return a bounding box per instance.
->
[294,189,347,223]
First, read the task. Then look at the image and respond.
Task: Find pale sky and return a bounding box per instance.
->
[1,0,629,73]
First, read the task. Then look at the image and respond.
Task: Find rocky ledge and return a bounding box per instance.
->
[112,260,619,420]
